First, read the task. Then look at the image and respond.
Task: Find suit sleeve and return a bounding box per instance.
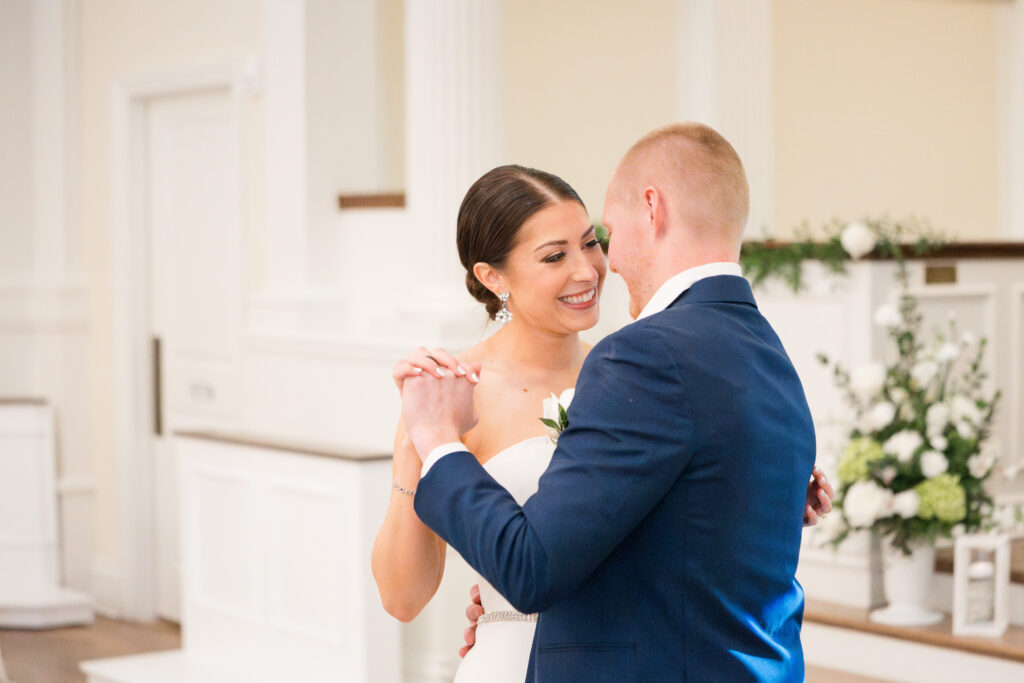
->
[413,323,694,613]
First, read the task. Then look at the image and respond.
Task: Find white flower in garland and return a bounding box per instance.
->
[920,450,949,478]
[936,342,960,363]
[925,403,950,434]
[840,221,877,259]
[883,430,924,463]
[951,395,981,425]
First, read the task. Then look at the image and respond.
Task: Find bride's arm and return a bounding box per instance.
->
[371,419,447,622]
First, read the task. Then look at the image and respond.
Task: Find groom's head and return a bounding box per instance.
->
[602,122,749,318]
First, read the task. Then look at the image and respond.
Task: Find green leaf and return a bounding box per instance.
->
[539,417,560,431]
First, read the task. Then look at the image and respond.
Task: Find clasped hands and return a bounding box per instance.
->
[393,347,482,460]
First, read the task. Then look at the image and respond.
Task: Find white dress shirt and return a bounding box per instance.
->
[420,261,744,477]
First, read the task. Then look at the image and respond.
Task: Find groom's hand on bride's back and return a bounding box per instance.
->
[394,346,482,459]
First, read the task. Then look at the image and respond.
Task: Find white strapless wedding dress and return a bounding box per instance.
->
[452,435,555,683]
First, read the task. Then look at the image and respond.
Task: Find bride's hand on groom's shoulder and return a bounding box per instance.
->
[392,346,481,389]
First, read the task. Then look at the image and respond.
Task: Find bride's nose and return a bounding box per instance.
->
[569,250,599,282]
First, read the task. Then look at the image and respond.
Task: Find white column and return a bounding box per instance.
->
[997,0,1024,239]
[404,0,503,290]
[675,0,774,239]
[261,0,309,295]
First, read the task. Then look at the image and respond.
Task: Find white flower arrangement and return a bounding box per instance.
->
[540,388,574,444]
[819,288,1001,554]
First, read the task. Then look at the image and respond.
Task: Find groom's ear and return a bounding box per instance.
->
[472,262,504,295]
[642,186,666,236]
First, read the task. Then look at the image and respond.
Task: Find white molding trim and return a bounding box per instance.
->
[996,0,1024,239]
[110,63,248,621]
[1011,284,1024,466]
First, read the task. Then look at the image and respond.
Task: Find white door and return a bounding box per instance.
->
[145,88,241,622]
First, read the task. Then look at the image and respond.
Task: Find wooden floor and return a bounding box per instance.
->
[0,617,180,683]
[0,616,882,683]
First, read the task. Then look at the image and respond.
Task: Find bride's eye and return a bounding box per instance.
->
[542,252,566,263]
[584,238,600,249]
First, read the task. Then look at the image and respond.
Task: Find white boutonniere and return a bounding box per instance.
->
[540,388,574,444]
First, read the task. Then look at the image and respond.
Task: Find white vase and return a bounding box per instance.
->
[870,543,943,626]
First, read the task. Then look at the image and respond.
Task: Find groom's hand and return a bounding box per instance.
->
[401,370,479,460]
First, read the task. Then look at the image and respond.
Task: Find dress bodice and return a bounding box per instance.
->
[477,436,555,614]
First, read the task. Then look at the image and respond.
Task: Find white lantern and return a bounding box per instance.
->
[952,533,1010,637]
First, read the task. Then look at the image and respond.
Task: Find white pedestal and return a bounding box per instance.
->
[0,401,94,628]
[82,433,399,683]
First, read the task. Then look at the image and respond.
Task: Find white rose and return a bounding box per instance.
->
[957,421,976,439]
[951,395,980,425]
[844,480,893,528]
[925,403,950,434]
[541,394,562,441]
[840,221,877,259]
[936,342,960,363]
[930,434,948,451]
[873,303,901,329]
[850,362,887,400]
[920,450,949,478]
[884,430,924,463]
[968,452,993,478]
[880,466,898,485]
[889,387,908,405]
[892,490,920,518]
[911,360,939,388]
[866,402,896,432]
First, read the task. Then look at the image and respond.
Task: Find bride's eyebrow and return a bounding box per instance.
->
[531,225,596,253]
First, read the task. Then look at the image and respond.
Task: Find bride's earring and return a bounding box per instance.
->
[496,291,513,324]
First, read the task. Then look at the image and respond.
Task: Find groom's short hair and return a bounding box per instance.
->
[620,122,749,239]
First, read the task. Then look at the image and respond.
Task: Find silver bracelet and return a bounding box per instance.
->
[393,478,416,496]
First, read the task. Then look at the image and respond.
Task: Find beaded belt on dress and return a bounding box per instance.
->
[477,610,538,625]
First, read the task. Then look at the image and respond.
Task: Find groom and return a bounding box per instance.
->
[401,123,816,681]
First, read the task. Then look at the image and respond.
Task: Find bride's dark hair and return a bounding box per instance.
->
[457,165,586,319]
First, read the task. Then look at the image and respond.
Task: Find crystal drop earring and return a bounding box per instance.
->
[495,291,513,324]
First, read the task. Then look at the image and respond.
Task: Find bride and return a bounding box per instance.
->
[371,164,832,682]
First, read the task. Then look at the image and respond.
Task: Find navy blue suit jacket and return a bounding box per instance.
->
[415,275,815,682]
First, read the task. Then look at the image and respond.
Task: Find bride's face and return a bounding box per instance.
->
[499,200,606,334]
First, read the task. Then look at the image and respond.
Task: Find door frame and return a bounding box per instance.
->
[111,65,246,620]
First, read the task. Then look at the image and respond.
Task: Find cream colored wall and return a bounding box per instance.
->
[502,0,677,217]
[79,0,263,560]
[0,0,34,278]
[773,0,999,240]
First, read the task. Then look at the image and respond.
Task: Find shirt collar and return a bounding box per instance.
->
[636,262,743,320]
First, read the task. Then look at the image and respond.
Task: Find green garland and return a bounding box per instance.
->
[740,217,945,292]
[595,217,944,292]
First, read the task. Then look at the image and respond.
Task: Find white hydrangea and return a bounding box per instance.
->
[951,395,981,425]
[889,387,908,405]
[920,450,949,478]
[865,402,896,432]
[911,360,939,387]
[892,490,920,518]
[873,303,901,329]
[840,221,877,259]
[925,403,950,435]
[843,480,893,528]
[884,430,924,463]
[850,362,887,400]
[930,434,948,451]
[967,448,996,478]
